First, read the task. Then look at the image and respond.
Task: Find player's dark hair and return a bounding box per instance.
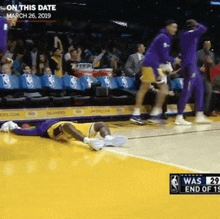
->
[165,19,176,26]
[186,19,198,30]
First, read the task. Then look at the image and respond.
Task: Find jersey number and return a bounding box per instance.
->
[4,24,8,31]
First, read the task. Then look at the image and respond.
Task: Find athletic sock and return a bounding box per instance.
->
[150,107,162,116]
[196,111,204,117]
[105,135,113,140]
[133,108,141,116]
[83,137,90,144]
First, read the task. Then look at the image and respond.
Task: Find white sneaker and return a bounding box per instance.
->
[175,115,192,125]
[195,114,212,124]
[87,139,104,151]
[1,121,10,132]
[8,121,20,130]
[103,136,128,147]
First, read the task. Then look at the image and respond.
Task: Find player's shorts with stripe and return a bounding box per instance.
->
[141,67,165,83]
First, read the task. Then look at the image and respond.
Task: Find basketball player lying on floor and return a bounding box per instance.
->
[1,120,128,151]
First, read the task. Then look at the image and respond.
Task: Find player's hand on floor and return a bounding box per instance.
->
[1,121,20,132]
[8,121,21,130]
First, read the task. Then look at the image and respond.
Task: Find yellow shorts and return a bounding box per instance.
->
[141,67,165,83]
[47,121,97,141]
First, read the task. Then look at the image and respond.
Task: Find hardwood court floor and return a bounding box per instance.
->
[1,116,220,219]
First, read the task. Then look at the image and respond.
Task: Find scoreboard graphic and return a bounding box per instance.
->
[170,174,220,194]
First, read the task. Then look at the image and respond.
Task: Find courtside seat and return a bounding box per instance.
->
[19,74,50,107]
[98,76,129,105]
[79,75,103,105]
[0,74,27,108]
[116,76,137,96]
[41,74,72,106]
[62,75,91,106]
[115,76,137,105]
[80,75,111,106]
[79,75,99,93]
[169,77,183,93]
[167,77,197,105]
[41,74,63,91]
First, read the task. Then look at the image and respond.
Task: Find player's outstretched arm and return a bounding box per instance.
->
[11,128,40,136]
[1,121,39,136]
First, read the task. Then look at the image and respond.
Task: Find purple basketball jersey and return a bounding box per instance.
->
[0,15,9,52]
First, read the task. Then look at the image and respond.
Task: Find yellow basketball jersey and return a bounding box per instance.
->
[47,121,96,141]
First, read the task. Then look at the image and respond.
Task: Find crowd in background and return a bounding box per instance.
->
[0,20,220,115]
[1,22,219,77]
[0,25,145,77]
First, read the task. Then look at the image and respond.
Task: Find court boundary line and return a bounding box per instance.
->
[105,149,205,173]
[107,126,220,173]
[127,127,220,140]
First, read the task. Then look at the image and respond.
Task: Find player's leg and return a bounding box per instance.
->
[130,82,151,125]
[175,66,195,125]
[130,67,154,125]
[148,82,168,124]
[151,83,168,112]
[93,122,128,147]
[93,122,111,137]
[194,73,211,124]
[62,123,104,151]
[146,67,169,124]
[62,123,85,141]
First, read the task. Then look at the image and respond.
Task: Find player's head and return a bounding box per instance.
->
[53,124,74,142]
[186,19,198,30]
[203,40,211,51]
[137,44,145,54]
[165,20,178,36]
